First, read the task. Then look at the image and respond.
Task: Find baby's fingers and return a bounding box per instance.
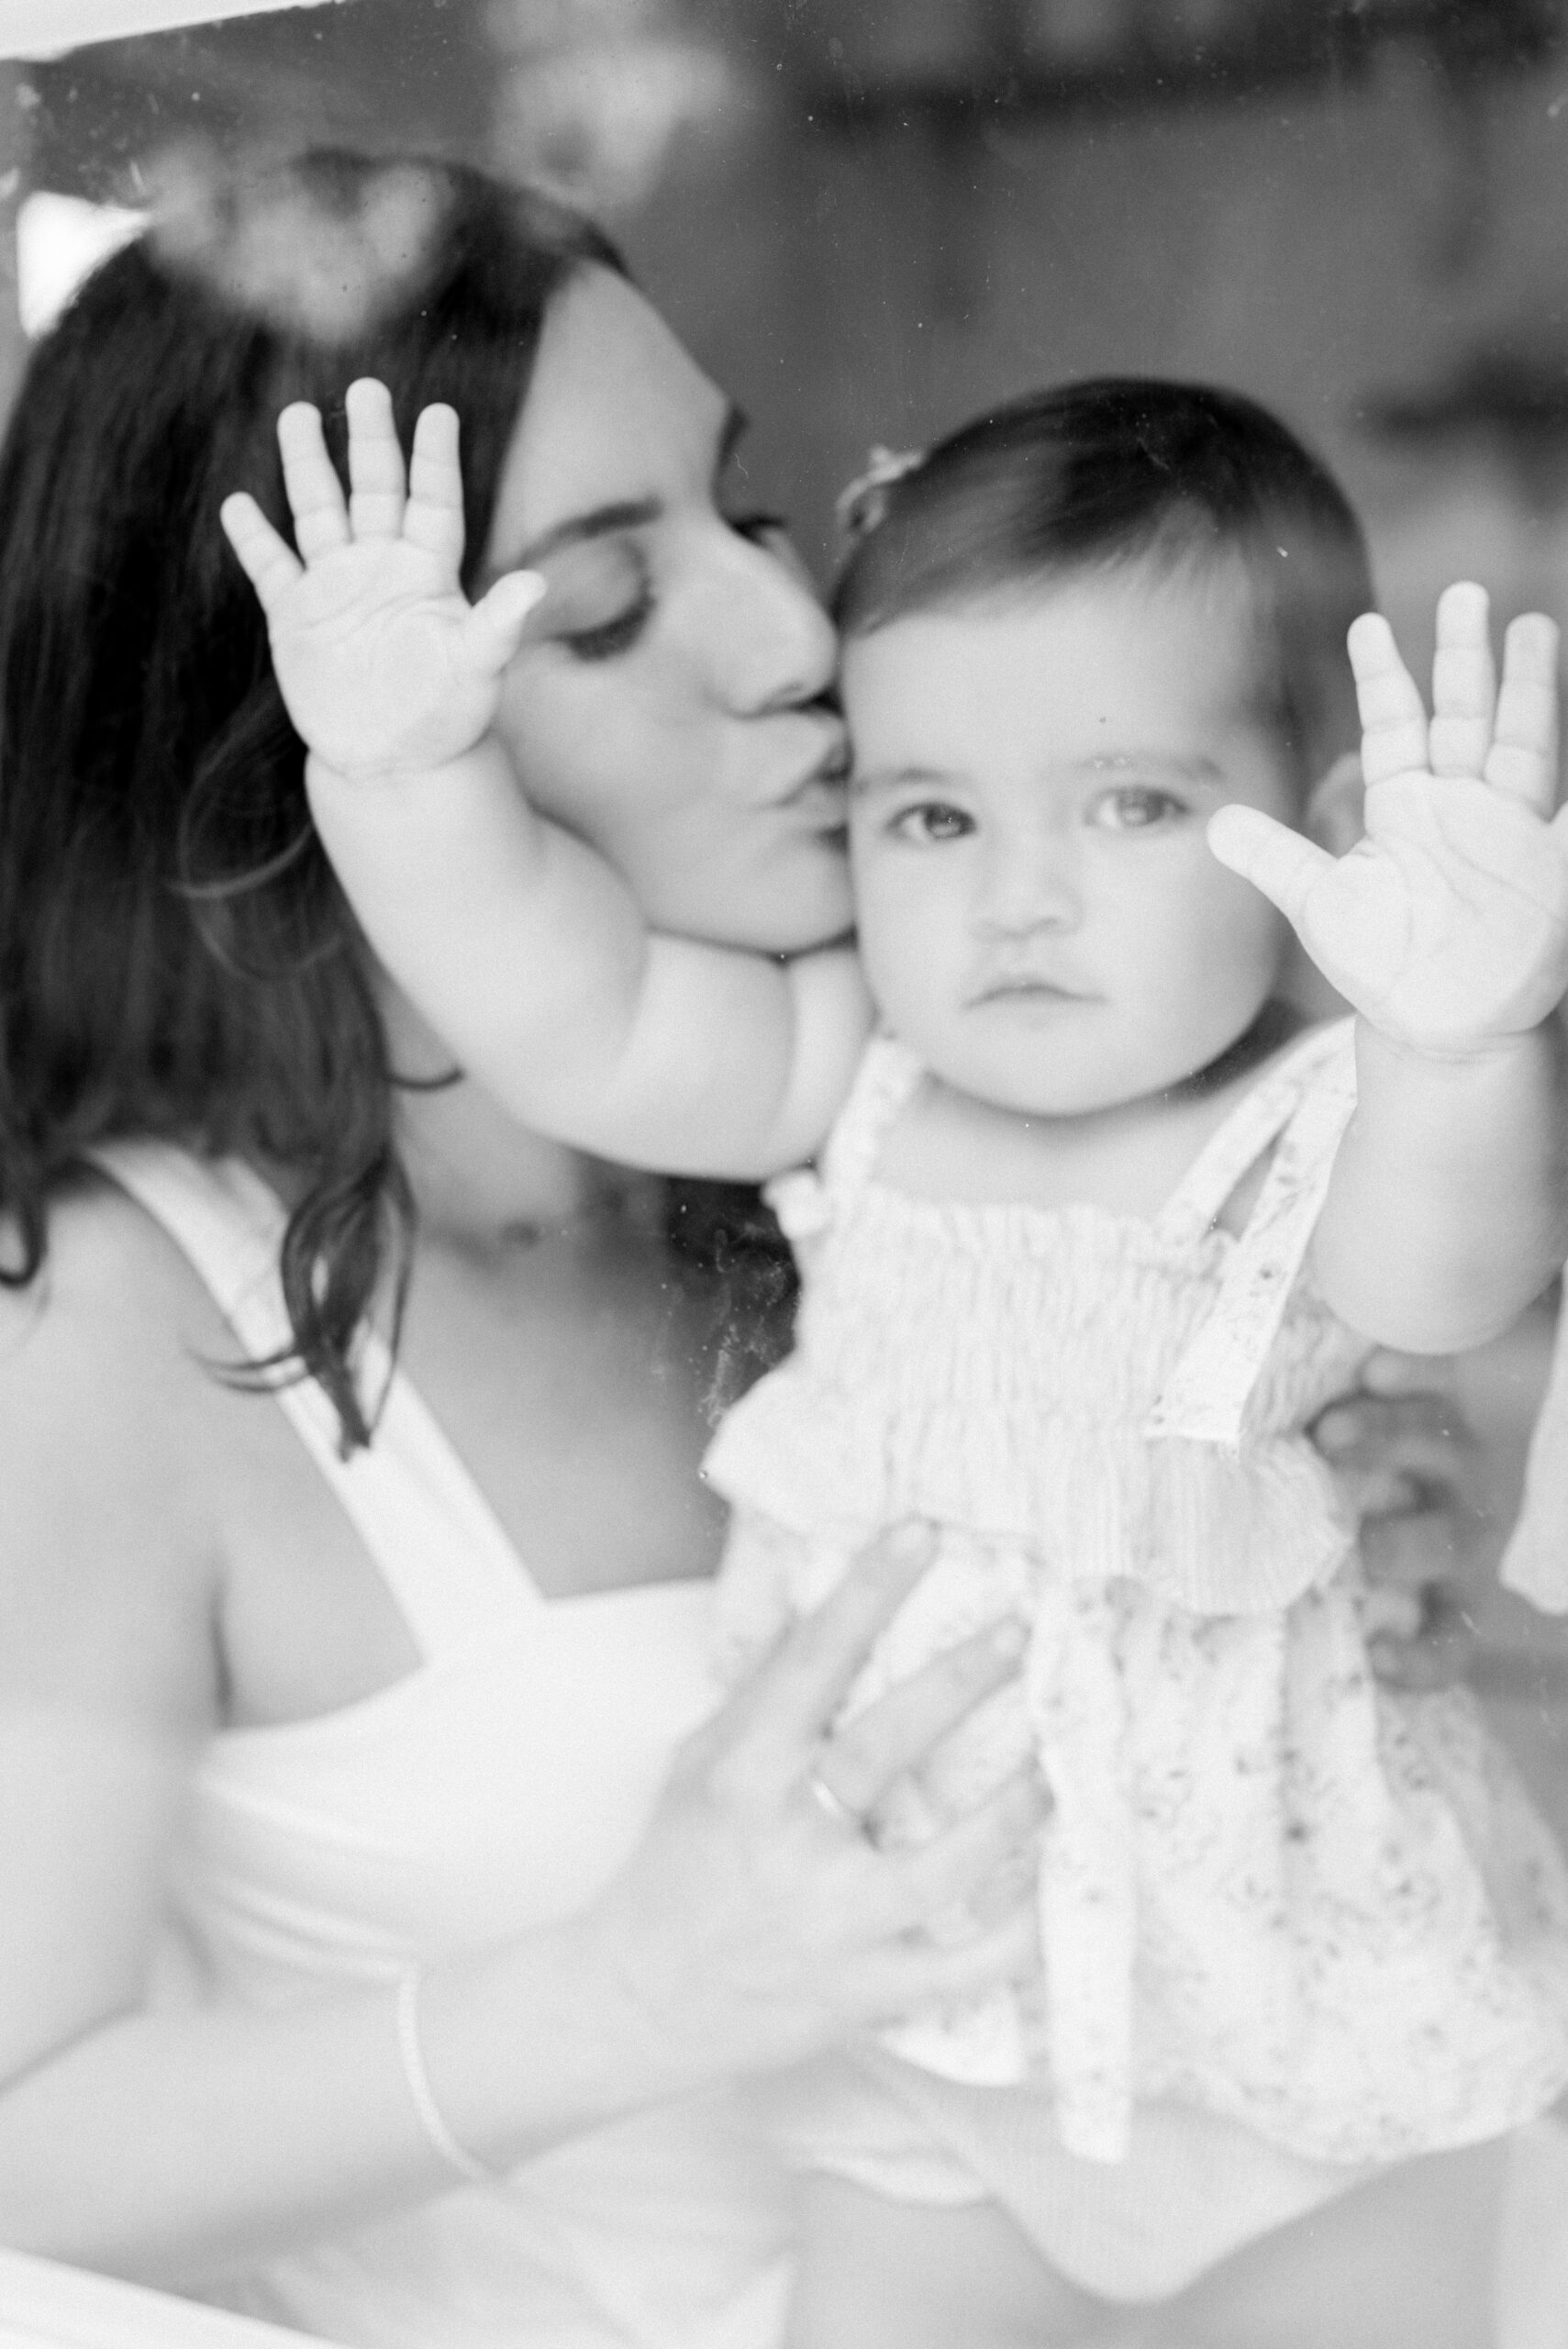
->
[276,401,350,562]
[219,491,304,612]
[1207,803,1332,927]
[459,571,548,681]
[404,402,467,572]
[1428,582,1496,780]
[1486,610,1561,815]
[344,378,407,542]
[1349,612,1429,785]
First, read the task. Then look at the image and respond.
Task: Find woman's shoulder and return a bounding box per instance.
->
[0,1163,240,1397]
[0,1169,239,1701]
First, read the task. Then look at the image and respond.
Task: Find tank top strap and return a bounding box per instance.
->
[89,1139,546,1658]
[1147,1019,1358,1447]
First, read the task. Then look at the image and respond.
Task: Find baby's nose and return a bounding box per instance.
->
[973,842,1082,934]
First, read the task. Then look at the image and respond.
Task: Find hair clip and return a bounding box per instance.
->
[835,443,926,543]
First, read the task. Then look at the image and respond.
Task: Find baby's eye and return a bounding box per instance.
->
[1090,785,1187,831]
[889,802,975,845]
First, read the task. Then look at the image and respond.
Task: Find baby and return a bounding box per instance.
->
[226,373,1568,2344]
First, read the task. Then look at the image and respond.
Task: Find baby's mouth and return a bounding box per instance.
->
[973,973,1094,1005]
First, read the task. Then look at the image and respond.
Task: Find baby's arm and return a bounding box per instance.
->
[220,381,871,1178]
[1209,584,1568,1353]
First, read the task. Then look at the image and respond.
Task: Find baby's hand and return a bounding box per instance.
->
[220,379,543,781]
[1208,584,1568,1059]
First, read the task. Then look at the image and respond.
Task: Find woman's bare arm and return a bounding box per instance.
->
[0,1205,1040,2288]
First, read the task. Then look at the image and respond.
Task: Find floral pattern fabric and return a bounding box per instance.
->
[705,1023,1568,2165]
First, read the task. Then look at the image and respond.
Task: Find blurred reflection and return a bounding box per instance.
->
[2,6,1567,2344]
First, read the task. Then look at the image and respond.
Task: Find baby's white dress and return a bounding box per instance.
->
[704,1019,1568,2211]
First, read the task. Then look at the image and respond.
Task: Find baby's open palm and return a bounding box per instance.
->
[220,379,542,778]
[1209,584,1568,1054]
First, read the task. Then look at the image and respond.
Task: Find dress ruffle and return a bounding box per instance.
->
[706,1370,1353,1616]
[704,1027,1568,2165]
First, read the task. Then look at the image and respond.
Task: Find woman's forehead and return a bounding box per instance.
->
[488,265,731,562]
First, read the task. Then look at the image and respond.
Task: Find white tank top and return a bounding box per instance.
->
[95,1141,794,2349]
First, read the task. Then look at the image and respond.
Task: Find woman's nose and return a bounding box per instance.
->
[708,531,839,713]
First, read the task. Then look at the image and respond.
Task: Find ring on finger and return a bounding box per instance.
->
[806,1763,863,1835]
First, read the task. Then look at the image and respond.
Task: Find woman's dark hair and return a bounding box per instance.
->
[0,150,621,1447]
[835,376,1374,791]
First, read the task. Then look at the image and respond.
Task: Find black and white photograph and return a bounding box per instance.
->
[0,3,1566,2343]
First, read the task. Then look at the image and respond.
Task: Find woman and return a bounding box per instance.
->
[0,150,1507,2346]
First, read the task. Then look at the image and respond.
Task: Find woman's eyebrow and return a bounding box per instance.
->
[513,497,662,569]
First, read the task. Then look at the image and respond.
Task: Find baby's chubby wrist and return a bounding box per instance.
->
[305,736,517,802]
[1353,1006,1564,1079]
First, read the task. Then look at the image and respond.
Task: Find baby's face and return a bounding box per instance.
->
[843,561,1300,1119]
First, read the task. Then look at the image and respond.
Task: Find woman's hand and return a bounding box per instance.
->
[220,380,543,779]
[1311,1353,1484,1690]
[566,1523,1045,2095]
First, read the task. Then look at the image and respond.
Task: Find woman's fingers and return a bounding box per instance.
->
[857,1891,1040,2019]
[1486,610,1561,814]
[1310,1358,1471,1465]
[276,400,351,561]
[878,1764,1048,1931]
[1428,581,1496,781]
[717,1523,938,1776]
[218,491,303,610]
[1313,1389,1473,1477]
[1367,1582,1479,1692]
[817,1618,1026,1818]
[1349,611,1429,785]
[344,377,408,542]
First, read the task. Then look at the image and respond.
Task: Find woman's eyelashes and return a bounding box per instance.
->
[561,581,655,662]
[547,512,795,663]
[523,539,655,662]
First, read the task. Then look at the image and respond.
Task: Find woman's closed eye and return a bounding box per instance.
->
[517,538,654,663]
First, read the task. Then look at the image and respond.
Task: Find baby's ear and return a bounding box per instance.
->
[1305,749,1364,852]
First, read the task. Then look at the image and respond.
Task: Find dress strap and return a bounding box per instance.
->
[821,1031,926,1190]
[1148,1022,1358,1447]
[1499,1287,1568,1613]
[1156,1020,1356,1246]
[764,1031,924,1243]
[90,1140,545,1657]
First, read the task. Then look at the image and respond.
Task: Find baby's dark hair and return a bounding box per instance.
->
[834,377,1374,793]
